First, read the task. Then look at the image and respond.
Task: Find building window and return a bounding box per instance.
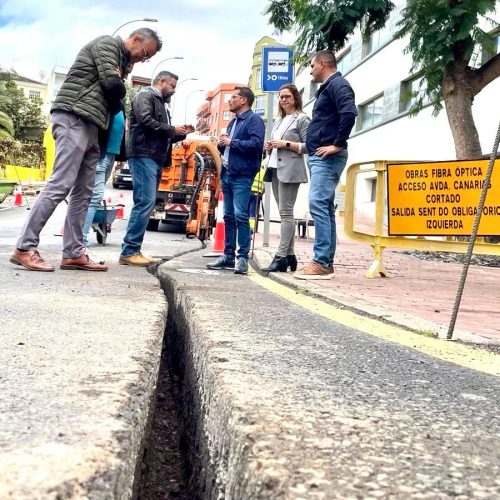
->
[255,95,266,115]
[223,93,231,103]
[400,75,428,113]
[364,24,392,57]
[359,94,384,130]
[256,68,262,90]
[337,48,353,74]
[480,33,500,65]
[29,90,41,100]
[223,111,232,121]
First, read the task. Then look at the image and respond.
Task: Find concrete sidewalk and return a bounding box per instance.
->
[252,215,500,345]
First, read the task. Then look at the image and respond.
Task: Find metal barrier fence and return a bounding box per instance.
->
[344,160,500,278]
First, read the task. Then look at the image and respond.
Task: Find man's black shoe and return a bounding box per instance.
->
[207,255,235,270]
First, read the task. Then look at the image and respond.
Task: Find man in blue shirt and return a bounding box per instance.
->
[295,50,357,280]
[207,87,265,274]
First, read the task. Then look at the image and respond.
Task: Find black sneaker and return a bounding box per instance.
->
[207,255,235,270]
[234,257,248,275]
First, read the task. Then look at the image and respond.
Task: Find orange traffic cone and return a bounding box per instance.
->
[116,192,125,219]
[204,191,225,257]
[116,205,125,219]
[14,187,23,207]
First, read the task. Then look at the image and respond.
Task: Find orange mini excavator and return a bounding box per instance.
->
[148,136,222,242]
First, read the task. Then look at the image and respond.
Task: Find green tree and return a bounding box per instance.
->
[0,111,14,139]
[124,80,141,117]
[0,84,14,139]
[265,0,500,160]
[0,72,47,140]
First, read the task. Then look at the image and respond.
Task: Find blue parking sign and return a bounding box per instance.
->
[262,46,294,92]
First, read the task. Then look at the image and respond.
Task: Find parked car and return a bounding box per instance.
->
[112,162,133,189]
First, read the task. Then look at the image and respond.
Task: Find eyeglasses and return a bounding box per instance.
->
[230,94,242,100]
[142,46,151,62]
[279,95,293,100]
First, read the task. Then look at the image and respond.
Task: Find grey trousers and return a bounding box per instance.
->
[270,168,300,257]
[17,111,100,258]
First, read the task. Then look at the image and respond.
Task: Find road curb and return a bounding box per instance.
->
[252,248,497,346]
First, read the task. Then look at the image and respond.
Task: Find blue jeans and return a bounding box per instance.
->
[121,156,163,257]
[221,169,253,260]
[308,151,348,267]
[82,153,115,246]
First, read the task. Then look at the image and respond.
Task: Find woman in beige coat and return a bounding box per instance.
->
[263,84,310,272]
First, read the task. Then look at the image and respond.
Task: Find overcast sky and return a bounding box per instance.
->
[0,0,293,123]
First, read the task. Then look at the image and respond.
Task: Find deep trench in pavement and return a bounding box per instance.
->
[135,314,193,500]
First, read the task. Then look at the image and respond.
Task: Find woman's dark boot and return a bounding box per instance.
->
[263,255,288,272]
[287,254,298,271]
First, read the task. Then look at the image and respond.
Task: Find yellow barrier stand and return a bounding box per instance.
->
[43,125,55,181]
[4,164,43,183]
[344,160,500,278]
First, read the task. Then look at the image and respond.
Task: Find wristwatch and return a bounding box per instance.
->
[285,142,291,148]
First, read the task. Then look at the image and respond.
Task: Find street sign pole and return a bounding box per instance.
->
[263,92,274,247]
[261,46,294,248]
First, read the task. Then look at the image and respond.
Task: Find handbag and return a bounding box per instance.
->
[263,166,273,182]
[261,153,273,182]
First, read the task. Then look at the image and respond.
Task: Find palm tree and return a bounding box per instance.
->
[0,87,14,139]
[0,110,14,139]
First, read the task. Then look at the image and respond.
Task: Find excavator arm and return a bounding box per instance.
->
[185,141,222,242]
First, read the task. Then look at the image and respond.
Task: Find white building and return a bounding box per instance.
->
[12,74,48,109]
[293,0,500,217]
[45,66,69,115]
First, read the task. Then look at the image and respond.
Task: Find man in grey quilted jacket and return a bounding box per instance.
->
[10,28,162,272]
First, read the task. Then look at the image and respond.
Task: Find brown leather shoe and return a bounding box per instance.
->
[118,254,153,267]
[60,254,108,271]
[10,249,55,272]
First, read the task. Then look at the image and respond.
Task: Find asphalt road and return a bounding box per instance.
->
[161,250,500,498]
[0,186,194,261]
[1,185,499,498]
[0,185,202,498]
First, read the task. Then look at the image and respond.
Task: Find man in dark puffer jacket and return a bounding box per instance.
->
[11,28,162,272]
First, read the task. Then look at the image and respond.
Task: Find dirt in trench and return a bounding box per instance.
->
[137,343,192,500]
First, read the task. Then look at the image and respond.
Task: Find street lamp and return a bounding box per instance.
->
[112,18,158,37]
[184,89,205,123]
[171,78,198,115]
[150,57,184,85]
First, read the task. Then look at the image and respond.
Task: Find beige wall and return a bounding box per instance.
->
[14,80,48,112]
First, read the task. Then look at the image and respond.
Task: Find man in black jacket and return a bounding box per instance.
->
[11,28,161,272]
[295,50,357,280]
[119,71,194,267]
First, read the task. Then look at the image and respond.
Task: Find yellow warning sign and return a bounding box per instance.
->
[387,160,499,236]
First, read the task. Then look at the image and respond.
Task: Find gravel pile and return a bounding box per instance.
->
[404,249,500,267]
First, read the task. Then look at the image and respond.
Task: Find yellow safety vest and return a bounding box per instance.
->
[251,161,267,194]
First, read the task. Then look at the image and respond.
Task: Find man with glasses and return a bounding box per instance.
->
[119,71,195,267]
[10,28,161,272]
[207,87,265,275]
